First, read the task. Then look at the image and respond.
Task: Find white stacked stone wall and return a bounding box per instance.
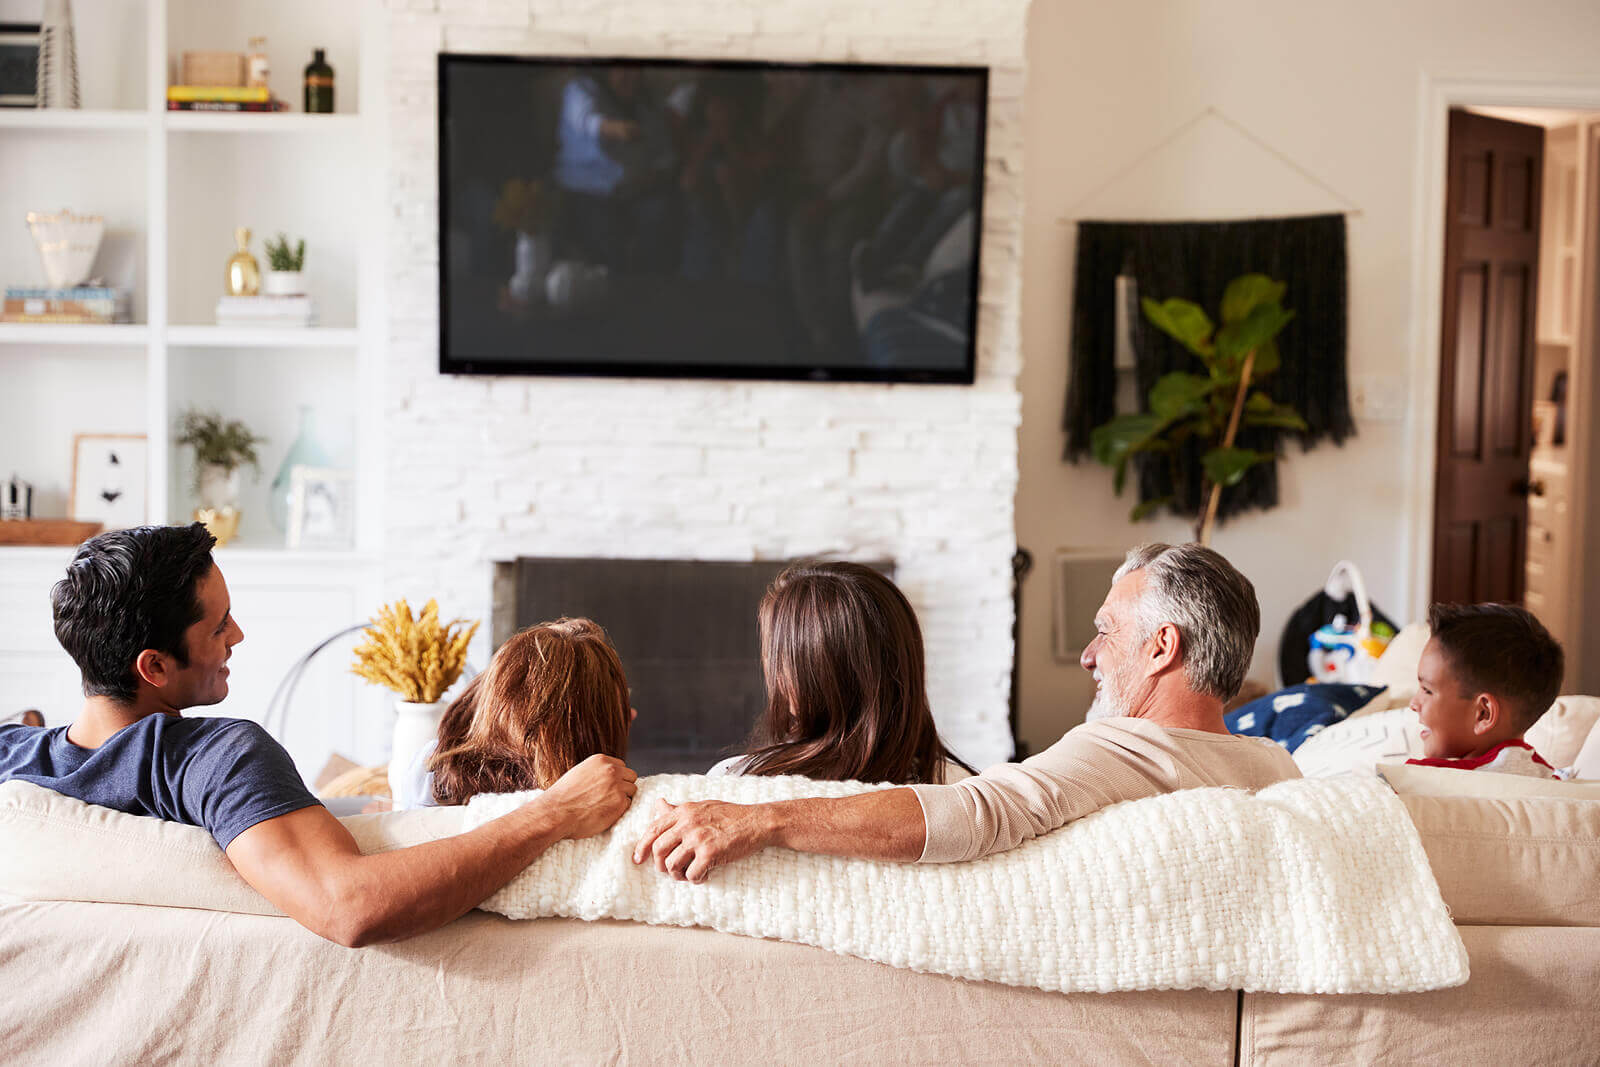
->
[384,0,1029,767]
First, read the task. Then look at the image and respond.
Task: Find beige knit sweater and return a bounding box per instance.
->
[911,717,1302,863]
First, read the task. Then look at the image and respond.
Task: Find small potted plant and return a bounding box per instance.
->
[175,410,266,544]
[262,233,307,296]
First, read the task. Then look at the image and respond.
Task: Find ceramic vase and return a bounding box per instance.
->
[389,700,445,807]
[226,227,261,297]
[196,463,240,511]
[26,209,102,288]
[262,269,305,297]
[268,405,331,533]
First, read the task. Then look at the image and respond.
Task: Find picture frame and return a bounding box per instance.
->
[0,23,41,108]
[287,466,355,550]
[70,434,147,529]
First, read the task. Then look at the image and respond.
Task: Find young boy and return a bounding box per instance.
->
[1406,602,1565,778]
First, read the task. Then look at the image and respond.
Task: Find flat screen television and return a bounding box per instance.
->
[438,55,988,383]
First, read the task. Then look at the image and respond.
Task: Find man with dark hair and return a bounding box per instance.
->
[1406,602,1565,778]
[633,543,1299,883]
[0,524,639,946]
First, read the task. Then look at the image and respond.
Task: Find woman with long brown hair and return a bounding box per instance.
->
[395,617,632,807]
[710,561,970,784]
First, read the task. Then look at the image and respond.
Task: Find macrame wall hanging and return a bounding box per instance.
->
[1060,108,1357,526]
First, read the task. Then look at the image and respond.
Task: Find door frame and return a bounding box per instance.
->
[1405,75,1600,649]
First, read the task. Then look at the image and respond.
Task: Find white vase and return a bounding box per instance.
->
[26,209,102,288]
[263,269,305,296]
[388,700,445,806]
[196,463,240,512]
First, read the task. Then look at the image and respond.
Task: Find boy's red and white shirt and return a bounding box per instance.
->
[1406,738,1556,779]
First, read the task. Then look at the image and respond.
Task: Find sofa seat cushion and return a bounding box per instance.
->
[1400,791,1600,926]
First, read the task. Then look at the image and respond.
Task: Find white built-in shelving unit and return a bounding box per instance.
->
[0,0,390,772]
[0,0,382,552]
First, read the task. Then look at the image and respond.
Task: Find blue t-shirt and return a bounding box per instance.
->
[0,714,321,849]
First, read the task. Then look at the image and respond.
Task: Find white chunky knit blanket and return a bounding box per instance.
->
[464,774,1468,996]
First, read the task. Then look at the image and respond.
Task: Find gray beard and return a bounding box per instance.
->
[1085,687,1128,722]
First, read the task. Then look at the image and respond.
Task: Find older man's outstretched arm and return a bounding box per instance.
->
[633,720,1269,881]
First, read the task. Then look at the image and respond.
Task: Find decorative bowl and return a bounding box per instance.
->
[26,209,104,289]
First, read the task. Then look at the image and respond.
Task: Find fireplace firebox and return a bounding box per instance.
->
[493,558,812,774]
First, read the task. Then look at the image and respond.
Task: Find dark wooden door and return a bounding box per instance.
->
[1432,110,1544,605]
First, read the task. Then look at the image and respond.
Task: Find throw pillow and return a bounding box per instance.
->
[1574,720,1600,781]
[1226,683,1386,753]
[1525,696,1600,770]
[1291,707,1426,778]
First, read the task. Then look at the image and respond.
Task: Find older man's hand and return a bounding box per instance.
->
[632,798,772,883]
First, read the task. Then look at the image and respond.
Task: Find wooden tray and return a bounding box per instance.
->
[0,519,104,546]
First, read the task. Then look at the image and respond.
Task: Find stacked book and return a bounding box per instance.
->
[215,295,316,327]
[3,286,131,324]
[166,85,285,112]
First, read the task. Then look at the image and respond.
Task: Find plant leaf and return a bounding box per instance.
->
[1244,404,1309,432]
[1141,297,1215,357]
[1092,413,1174,496]
[1216,304,1294,366]
[1244,414,1310,431]
[1130,495,1175,521]
[1245,391,1274,414]
[1202,446,1276,488]
[1220,274,1286,325]
[1148,372,1215,420]
[1252,338,1281,376]
[1091,413,1165,467]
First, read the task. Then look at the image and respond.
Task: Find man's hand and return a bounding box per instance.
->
[539,754,638,839]
[632,798,773,883]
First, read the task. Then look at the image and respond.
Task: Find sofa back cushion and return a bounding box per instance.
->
[1400,791,1600,926]
[0,780,464,913]
[7,779,1600,930]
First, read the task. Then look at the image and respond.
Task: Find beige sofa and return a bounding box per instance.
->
[4,697,1599,1065]
[3,783,1597,1064]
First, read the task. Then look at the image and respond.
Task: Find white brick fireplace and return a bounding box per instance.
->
[382,0,1028,768]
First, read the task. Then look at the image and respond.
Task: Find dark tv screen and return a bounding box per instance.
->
[439,55,987,383]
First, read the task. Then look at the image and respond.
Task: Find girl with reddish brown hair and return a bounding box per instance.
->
[397,617,632,807]
[710,561,971,784]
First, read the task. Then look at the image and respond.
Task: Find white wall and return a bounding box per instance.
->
[383,0,1029,769]
[1016,0,1600,751]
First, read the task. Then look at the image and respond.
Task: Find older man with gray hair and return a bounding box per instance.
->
[634,543,1301,881]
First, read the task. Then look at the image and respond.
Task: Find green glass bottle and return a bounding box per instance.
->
[304,48,334,114]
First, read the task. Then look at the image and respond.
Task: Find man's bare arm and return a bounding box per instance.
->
[632,787,926,884]
[227,754,636,947]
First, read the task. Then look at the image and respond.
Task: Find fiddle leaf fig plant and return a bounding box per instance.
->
[1091,273,1307,545]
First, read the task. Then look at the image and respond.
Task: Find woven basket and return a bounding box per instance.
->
[180,51,244,87]
[317,764,391,799]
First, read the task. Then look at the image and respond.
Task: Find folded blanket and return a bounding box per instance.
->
[465,774,1469,996]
